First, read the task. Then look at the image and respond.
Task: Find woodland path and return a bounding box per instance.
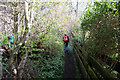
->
[63,45,76,78]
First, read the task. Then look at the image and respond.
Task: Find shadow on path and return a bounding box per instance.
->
[63,46,76,78]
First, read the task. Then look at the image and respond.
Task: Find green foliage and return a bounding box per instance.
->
[79,2,119,58]
[1,2,78,78]
[22,31,65,78]
[37,33,64,78]
[1,34,9,47]
[2,57,8,69]
[38,56,64,78]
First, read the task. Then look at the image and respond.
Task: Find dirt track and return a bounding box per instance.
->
[63,46,76,78]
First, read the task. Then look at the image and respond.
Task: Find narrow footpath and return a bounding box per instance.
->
[63,45,76,78]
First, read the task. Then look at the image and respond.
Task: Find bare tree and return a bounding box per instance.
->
[7,0,35,78]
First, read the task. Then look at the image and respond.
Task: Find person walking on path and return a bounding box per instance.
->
[63,34,69,48]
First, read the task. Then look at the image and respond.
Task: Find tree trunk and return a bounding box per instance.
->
[13,2,18,41]
[17,0,35,78]
[118,1,120,61]
[0,51,2,79]
[7,1,35,78]
[18,51,28,78]
[76,1,78,17]
[8,2,18,77]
